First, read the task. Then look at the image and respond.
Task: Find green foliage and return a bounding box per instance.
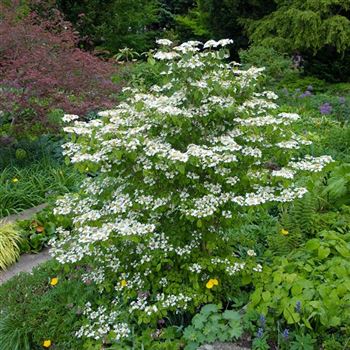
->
[325,83,350,96]
[323,163,350,207]
[113,60,164,91]
[0,222,21,270]
[0,260,96,350]
[290,334,316,350]
[56,0,160,53]
[0,160,82,218]
[15,148,27,160]
[183,304,243,349]
[280,193,316,236]
[322,335,350,350]
[176,3,212,37]
[113,47,140,62]
[17,207,62,253]
[250,230,350,330]
[109,326,184,350]
[278,76,327,93]
[244,1,350,54]
[224,208,279,257]
[252,337,270,350]
[239,45,297,84]
[176,0,275,52]
[0,136,65,170]
[318,126,350,162]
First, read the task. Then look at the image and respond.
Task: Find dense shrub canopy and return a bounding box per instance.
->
[52,39,332,344]
[55,0,160,52]
[0,3,120,138]
[243,0,350,54]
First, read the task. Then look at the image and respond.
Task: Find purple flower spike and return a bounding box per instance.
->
[282,328,289,339]
[259,314,266,327]
[257,328,264,338]
[320,103,332,115]
[299,90,312,98]
[339,96,346,104]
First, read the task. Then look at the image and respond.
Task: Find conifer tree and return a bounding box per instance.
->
[243,0,350,54]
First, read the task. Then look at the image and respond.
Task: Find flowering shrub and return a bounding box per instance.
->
[0,3,120,138]
[52,39,332,345]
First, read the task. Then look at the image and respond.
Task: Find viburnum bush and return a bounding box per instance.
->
[52,39,332,345]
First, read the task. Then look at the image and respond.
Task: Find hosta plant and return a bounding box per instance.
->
[52,39,332,345]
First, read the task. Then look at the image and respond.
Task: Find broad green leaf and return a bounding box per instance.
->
[318,246,330,259]
[222,310,240,321]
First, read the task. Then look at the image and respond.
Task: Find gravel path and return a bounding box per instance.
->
[0,203,51,285]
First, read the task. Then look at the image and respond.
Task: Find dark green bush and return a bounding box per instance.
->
[113,60,164,90]
[239,45,297,84]
[0,136,64,170]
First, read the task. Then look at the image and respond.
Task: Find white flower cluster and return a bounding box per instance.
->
[76,303,130,341]
[189,263,202,273]
[156,293,193,311]
[289,155,333,172]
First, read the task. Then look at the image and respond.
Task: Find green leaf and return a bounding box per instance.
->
[251,288,262,305]
[184,342,199,350]
[222,310,240,321]
[305,239,320,251]
[201,304,219,316]
[228,324,243,339]
[176,164,185,174]
[318,246,330,259]
[291,284,303,296]
[335,244,350,258]
[262,291,271,302]
[283,306,300,324]
[192,314,206,329]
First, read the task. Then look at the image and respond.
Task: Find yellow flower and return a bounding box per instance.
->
[280,229,289,236]
[12,178,19,183]
[206,278,219,289]
[43,339,51,348]
[50,277,58,286]
[120,279,127,287]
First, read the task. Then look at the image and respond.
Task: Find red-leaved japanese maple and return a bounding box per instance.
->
[0,2,120,138]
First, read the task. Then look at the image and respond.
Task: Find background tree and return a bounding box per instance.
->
[243,0,350,81]
[55,0,160,53]
[244,0,350,54]
[176,0,275,55]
